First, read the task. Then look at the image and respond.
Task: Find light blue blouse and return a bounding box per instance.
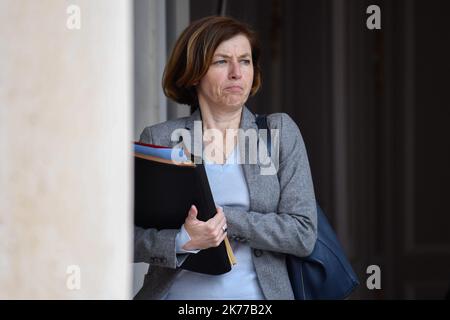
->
[164,146,265,300]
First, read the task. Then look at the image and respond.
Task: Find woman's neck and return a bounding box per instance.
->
[198,104,242,164]
[199,104,242,134]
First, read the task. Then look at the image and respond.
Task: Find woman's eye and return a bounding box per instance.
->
[241,59,251,65]
[214,60,227,65]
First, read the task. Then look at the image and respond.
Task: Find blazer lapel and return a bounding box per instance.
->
[239,107,259,211]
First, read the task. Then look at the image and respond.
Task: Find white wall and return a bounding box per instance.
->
[0,0,132,299]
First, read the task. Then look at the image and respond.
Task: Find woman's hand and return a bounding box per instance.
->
[182,205,228,251]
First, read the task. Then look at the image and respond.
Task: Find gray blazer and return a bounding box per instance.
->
[134,106,317,300]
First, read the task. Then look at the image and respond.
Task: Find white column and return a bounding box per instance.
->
[0,0,132,299]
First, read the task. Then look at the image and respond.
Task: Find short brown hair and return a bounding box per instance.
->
[162,15,262,106]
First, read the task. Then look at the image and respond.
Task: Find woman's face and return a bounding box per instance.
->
[196,34,254,111]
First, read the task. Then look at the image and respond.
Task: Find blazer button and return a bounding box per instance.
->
[254,249,263,257]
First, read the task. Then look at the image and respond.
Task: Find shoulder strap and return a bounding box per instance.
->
[255,114,272,157]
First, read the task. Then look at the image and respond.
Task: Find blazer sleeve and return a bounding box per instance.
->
[133,127,180,269]
[223,113,318,257]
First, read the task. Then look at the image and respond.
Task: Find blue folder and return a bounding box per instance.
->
[134,143,188,162]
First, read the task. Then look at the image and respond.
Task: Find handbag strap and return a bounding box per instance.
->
[255,114,272,158]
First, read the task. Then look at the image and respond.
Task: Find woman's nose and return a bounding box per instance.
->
[229,61,242,79]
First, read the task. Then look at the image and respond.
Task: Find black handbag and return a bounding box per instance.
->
[255,114,360,299]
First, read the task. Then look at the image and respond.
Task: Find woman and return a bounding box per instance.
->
[134,15,317,300]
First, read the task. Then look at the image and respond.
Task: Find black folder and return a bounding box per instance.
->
[134,152,236,275]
